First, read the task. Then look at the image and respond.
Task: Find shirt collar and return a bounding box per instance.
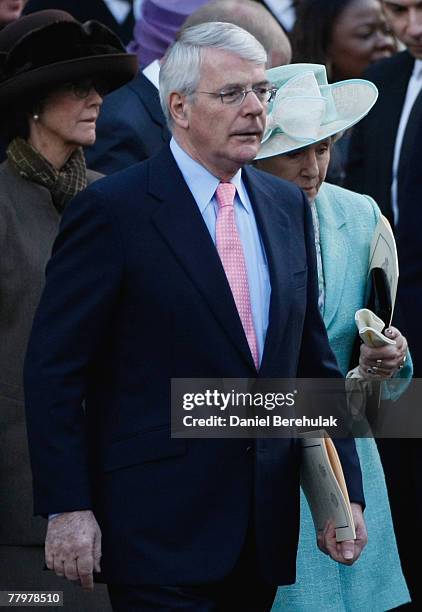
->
[412,59,422,81]
[142,59,160,89]
[262,0,296,31]
[169,137,251,214]
[102,0,131,24]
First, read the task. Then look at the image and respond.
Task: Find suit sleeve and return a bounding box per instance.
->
[297,190,365,507]
[24,184,125,515]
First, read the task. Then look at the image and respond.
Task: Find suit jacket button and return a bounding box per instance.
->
[246,445,253,453]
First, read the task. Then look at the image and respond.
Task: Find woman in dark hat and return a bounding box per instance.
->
[0,10,136,607]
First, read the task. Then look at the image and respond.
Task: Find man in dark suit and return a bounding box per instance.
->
[345,0,422,226]
[85,0,292,175]
[388,111,422,611]
[24,0,135,44]
[24,22,366,611]
[345,3,422,607]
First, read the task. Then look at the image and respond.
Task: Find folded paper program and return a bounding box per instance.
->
[355,308,396,348]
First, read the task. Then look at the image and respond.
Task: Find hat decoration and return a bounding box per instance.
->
[256,64,378,160]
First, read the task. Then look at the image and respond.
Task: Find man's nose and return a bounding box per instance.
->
[375,29,395,51]
[241,90,265,115]
[406,8,422,38]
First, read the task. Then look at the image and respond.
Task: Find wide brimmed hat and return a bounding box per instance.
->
[255,63,378,160]
[0,10,138,109]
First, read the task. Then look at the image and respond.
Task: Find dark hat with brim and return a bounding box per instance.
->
[0,10,138,108]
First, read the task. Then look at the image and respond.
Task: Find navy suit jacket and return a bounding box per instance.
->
[85,71,170,174]
[395,111,422,377]
[345,51,422,373]
[345,50,415,225]
[24,146,363,586]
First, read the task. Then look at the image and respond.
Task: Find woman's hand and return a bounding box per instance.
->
[358,326,408,379]
[317,503,367,565]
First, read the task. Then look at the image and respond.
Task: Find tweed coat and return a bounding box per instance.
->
[0,160,111,610]
[272,182,410,611]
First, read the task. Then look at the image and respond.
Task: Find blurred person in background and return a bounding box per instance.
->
[0,0,26,159]
[23,0,135,44]
[86,0,210,174]
[346,2,422,607]
[86,0,292,174]
[183,0,292,69]
[245,0,297,33]
[291,0,397,185]
[255,63,411,612]
[127,0,209,69]
[0,0,25,28]
[0,10,136,610]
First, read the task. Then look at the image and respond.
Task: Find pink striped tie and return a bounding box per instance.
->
[215,182,259,369]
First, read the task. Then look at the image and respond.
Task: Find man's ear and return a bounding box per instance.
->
[168,92,189,129]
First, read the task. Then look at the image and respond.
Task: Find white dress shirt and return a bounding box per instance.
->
[142,59,160,89]
[170,137,271,364]
[391,59,422,224]
[262,0,296,31]
[102,0,132,23]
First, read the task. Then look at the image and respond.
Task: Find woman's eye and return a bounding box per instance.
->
[355,28,373,40]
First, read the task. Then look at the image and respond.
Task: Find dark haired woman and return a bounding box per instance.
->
[291,0,397,184]
[0,10,136,603]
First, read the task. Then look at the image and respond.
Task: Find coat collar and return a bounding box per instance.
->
[129,70,168,129]
[147,147,292,373]
[373,51,415,158]
[316,183,348,330]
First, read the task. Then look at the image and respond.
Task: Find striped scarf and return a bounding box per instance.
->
[7,137,88,213]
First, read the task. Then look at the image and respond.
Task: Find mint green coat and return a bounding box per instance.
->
[272,183,410,611]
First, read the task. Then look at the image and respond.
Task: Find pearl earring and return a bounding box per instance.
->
[33,114,39,121]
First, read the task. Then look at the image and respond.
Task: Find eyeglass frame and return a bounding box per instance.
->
[58,77,110,99]
[195,84,278,106]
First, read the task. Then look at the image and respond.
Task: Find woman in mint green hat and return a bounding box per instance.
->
[256,64,411,611]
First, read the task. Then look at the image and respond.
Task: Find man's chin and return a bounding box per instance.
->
[232,144,262,165]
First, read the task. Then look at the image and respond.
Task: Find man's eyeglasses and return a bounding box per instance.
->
[60,77,110,99]
[196,85,278,106]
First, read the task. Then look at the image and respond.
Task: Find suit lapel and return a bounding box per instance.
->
[316,186,348,330]
[148,147,255,369]
[372,52,414,188]
[243,167,292,375]
[398,82,422,189]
